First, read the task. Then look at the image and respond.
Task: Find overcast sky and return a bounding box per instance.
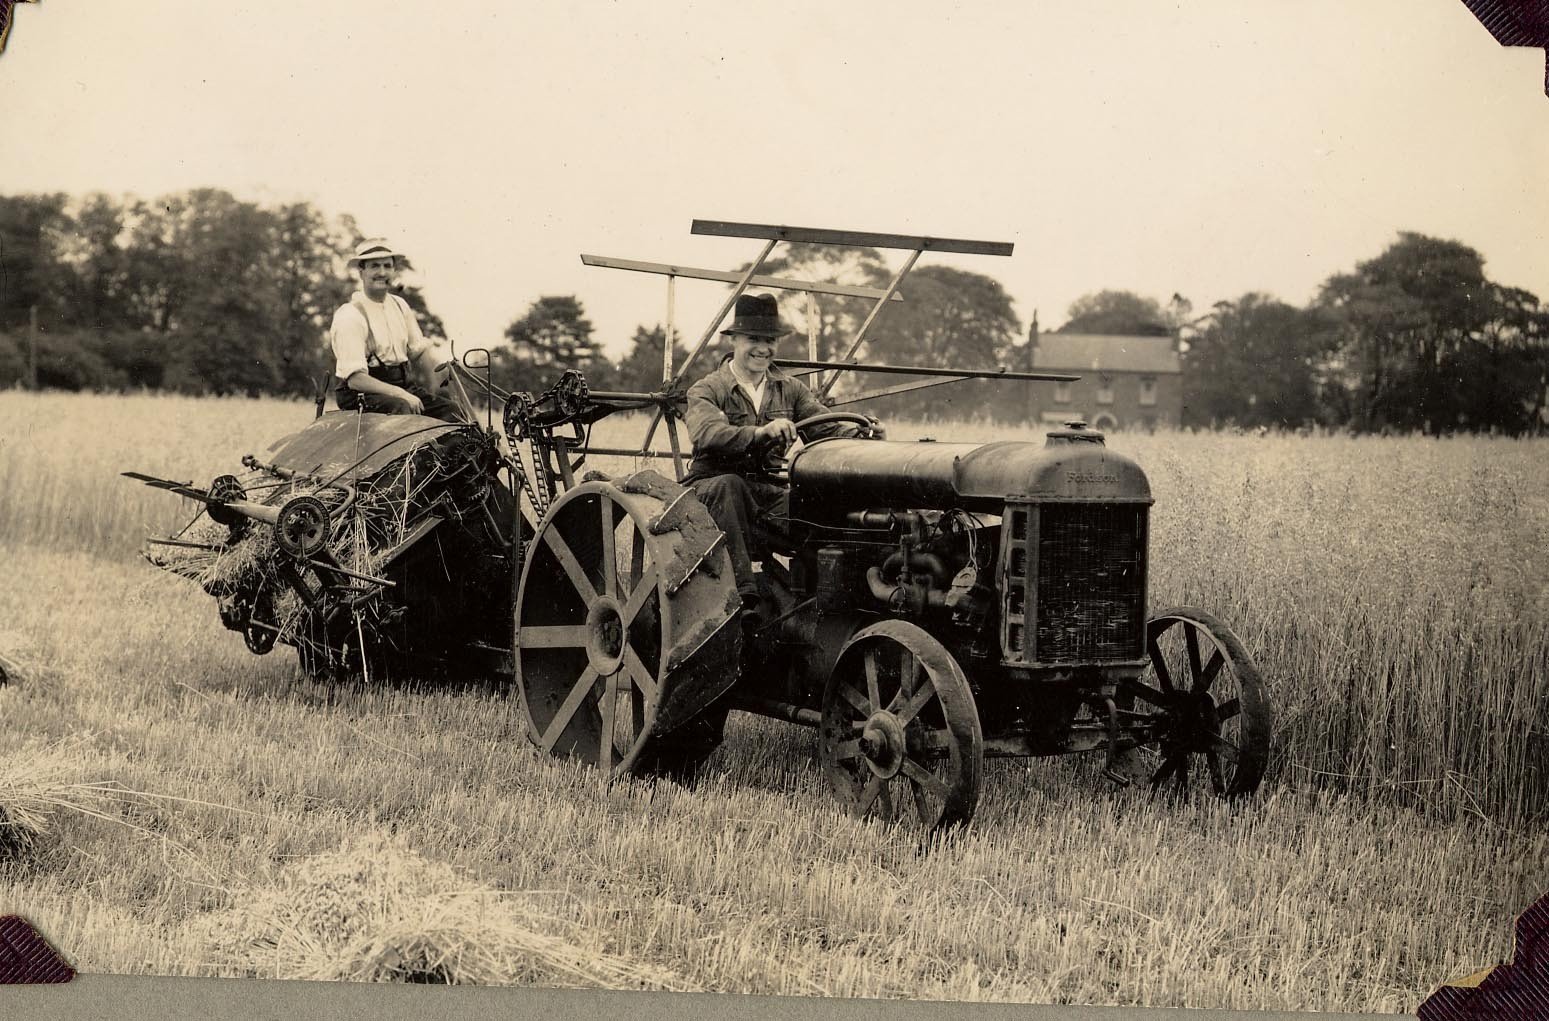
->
[3,1,1545,359]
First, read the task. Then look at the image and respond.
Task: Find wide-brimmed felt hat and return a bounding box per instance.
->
[347,238,405,268]
[721,293,792,339]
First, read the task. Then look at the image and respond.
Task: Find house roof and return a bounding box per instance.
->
[1031,333,1181,375]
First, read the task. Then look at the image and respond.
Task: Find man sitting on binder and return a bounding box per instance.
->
[330,238,464,422]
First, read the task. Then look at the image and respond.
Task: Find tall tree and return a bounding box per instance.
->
[1314,232,1545,434]
[1181,293,1338,428]
[498,295,611,392]
[52,193,133,331]
[868,264,1021,368]
[614,323,688,393]
[1450,283,1549,433]
[0,193,72,332]
[269,201,353,395]
[1058,290,1170,335]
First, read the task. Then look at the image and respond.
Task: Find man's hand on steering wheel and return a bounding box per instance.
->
[791,411,884,441]
[754,418,798,447]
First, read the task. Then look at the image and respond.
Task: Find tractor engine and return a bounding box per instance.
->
[787,421,1152,684]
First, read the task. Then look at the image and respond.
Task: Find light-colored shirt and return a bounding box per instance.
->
[330,291,427,381]
[729,365,767,414]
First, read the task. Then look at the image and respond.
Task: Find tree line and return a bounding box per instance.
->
[4,189,1546,434]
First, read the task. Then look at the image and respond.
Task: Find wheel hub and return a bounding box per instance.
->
[584,596,626,676]
[858,711,907,779]
[1158,689,1219,753]
[276,495,330,558]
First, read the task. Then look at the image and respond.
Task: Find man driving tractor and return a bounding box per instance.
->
[683,292,864,628]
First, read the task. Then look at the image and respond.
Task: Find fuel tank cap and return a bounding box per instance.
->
[1045,419,1106,446]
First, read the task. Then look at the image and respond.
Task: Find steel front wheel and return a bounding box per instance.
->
[820,620,983,830]
[1121,606,1272,798]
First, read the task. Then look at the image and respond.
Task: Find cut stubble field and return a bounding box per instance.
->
[0,390,1545,1012]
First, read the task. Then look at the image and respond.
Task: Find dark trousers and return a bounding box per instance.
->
[686,473,788,602]
[336,364,466,423]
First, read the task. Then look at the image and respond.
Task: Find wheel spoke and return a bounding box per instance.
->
[599,497,618,598]
[1215,696,1241,722]
[908,776,932,824]
[1147,635,1175,692]
[1149,750,1184,787]
[863,647,882,712]
[1198,650,1226,691]
[599,675,618,776]
[899,649,918,700]
[1120,679,1170,708]
[518,624,589,648]
[543,526,597,602]
[837,682,870,716]
[858,773,887,814]
[893,679,938,726]
[622,643,660,705]
[628,526,645,595]
[539,666,600,753]
[1209,732,1244,759]
[900,757,951,800]
[875,781,895,821]
[1205,748,1227,795]
[1184,624,1204,688]
[621,567,657,626]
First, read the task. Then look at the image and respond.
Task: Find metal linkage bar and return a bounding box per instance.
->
[580,255,906,302]
[583,447,680,460]
[691,220,1015,257]
[780,358,1079,383]
[828,375,966,407]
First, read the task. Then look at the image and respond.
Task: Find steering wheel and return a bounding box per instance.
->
[793,411,882,440]
[761,411,883,477]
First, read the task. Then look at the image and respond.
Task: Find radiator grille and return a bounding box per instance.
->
[1003,503,1147,664]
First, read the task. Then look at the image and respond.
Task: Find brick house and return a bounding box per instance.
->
[1025,332,1184,431]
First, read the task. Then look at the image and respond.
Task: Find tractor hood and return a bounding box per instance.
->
[789,422,1151,519]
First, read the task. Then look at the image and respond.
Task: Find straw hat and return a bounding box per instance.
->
[346,238,405,268]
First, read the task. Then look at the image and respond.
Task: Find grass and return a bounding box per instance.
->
[0,389,1545,1012]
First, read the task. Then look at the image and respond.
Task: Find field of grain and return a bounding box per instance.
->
[0,390,1545,1012]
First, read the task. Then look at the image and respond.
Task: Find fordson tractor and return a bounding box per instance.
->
[132,220,1272,831]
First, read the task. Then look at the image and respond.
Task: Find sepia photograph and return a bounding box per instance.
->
[1,2,1546,1017]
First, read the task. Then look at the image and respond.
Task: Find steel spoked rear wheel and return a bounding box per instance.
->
[1122,606,1272,798]
[820,620,983,831]
[514,478,741,781]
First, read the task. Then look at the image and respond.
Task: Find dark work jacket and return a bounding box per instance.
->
[683,359,848,482]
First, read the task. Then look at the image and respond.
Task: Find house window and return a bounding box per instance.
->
[1054,382,1071,404]
[1096,376,1114,405]
[1139,376,1157,407]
